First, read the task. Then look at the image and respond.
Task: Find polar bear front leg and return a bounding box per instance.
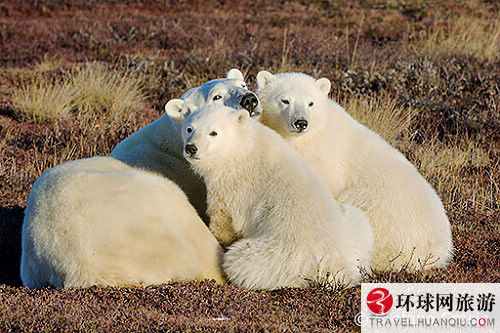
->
[223,238,308,290]
[207,205,239,247]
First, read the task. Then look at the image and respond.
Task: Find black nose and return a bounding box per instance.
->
[240,93,259,115]
[294,119,308,131]
[185,144,198,155]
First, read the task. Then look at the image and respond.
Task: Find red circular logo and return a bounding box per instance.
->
[367,288,393,315]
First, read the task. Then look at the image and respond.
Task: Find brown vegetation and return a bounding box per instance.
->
[0,0,498,331]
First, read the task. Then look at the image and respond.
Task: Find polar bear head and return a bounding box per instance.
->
[181,104,252,171]
[256,71,331,137]
[165,69,261,124]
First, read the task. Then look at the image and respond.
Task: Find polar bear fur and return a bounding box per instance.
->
[256,71,453,271]
[111,69,261,223]
[182,104,373,290]
[21,156,225,288]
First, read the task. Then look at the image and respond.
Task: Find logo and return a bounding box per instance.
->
[367,287,394,315]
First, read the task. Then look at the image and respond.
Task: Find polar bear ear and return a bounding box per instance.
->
[256,70,275,88]
[236,109,250,125]
[227,68,244,80]
[165,99,190,120]
[316,77,331,95]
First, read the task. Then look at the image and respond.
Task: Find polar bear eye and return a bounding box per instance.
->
[213,95,222,101]
[309,102,314,107]
[281,99,289,105]
[209,131,218,137]
[186,127,193,133]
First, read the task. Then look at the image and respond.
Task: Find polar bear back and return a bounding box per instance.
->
[21,156,224,288]
[110,115,208,222]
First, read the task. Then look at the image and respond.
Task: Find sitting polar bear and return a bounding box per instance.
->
[111,69,261,223]
[21,157,225,288]
[256,71,453,271]
[181,104,373,290]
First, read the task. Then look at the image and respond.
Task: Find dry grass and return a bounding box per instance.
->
[10,78,78,122]
[342,95,412,146]
[416,15,500,62]
[405,139,498,214]
[343,93,498,216]
[71,64,147,123]
[33,56,65,73]
[9,64,147,124]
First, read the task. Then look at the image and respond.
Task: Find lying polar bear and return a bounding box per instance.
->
[182,104,373,290]
[111,69,261,223]
[21,157,225,288]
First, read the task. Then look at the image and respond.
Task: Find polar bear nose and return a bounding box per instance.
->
[240,93,259,115]
[294,119,308,131]
[185,144,198,156]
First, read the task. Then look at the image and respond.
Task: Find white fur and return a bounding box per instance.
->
[182,104,373,290]
[256,71,453,271]
[110,69,261,223]
[21,157,225,288]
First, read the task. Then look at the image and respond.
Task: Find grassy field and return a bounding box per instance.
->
[0,0,498,331]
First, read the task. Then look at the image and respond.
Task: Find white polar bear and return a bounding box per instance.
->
[111,69,261,223]
[181,104,373,290]
[21,157,225,288]
[256,71,453,271]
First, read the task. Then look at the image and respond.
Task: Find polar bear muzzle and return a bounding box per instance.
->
[240,92,260,118]
[293,119,308,132]
[184,144,198,157]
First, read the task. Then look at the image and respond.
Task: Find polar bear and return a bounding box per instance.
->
[21,157,225,289]
[256,71,453,271]
[181,104,373,290]
[111,69,261,223]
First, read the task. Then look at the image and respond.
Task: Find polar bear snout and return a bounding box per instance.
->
[185,144,198,157]
[239,92,260,117]
[293,119,308,132]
